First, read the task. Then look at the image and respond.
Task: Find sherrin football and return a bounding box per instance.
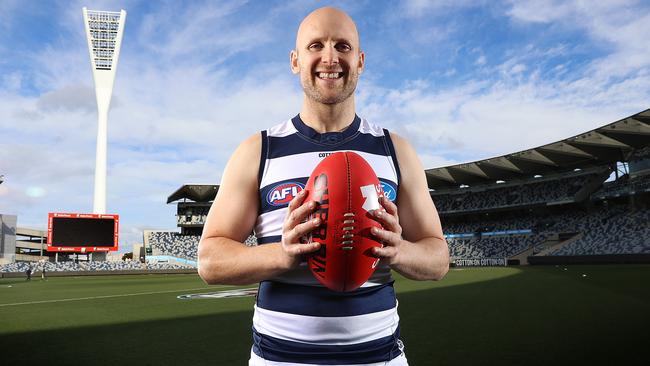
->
[301,151,384,292]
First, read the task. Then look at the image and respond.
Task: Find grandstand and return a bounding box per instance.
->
[144,184,256,268]
[167,184,217,236]
[433,109,650,265]
[0,259,193,274]
[143,185,216,266]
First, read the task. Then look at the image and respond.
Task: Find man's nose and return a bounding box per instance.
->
[322,45,339,65]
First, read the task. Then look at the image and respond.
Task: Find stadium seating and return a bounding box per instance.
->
[443,203,650,259]
[630,146,650,161]
[0,231,260,273]
[448,234,545,259]
[0,260,193,273]
[154,196,650,262]
[0,262,33,273]
[433,173,600,213]
[593,174,650,199]
[549,206,650,255]
[146,231,258,262]
[443,215,537,234]
[177,206,210,225]
[148,231,200,260]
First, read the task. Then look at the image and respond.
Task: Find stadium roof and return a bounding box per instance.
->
[426,108,650,190]
[167,184,219,203]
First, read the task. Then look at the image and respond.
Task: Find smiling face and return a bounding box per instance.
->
[291,7,365,105]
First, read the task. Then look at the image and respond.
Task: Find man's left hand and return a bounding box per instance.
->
[370,196,404,266]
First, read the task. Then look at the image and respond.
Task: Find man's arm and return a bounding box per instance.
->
[197,134,321,285]
[371,133,449,281]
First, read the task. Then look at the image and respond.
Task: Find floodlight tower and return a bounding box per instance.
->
[82,7,126,214]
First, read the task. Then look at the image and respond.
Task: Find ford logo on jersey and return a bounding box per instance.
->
[380,181,397,202]
[267,182,305,206]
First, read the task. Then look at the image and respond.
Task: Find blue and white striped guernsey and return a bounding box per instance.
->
[250,114,407,365]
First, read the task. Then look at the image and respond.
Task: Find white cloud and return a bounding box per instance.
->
[506,0,650,77]
[506,0,576,23]
[400,0,481,18]
[359,59,646,168]
[36,84,96,112]
[137,1,271,65]
[509,63,526,74]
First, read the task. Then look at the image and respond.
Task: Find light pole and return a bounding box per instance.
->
[82,7,126,214]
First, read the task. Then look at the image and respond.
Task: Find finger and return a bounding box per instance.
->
[371,226,401,246]
[287,199,318,227]
[379,196,398,216]
[371,245,397,259]
[287,188,308,212]
[286,217,322,242]
[285,241,321,256]
[372,209,401,234]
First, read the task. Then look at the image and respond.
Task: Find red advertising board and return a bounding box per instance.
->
[47,213,119,253]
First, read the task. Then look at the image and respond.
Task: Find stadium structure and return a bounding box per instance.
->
[431,109,650,265]
[143,108,650,268]
[142,184,258,266]
[83,7,126,215]
[142,185,217,267]
[2,109,649,275]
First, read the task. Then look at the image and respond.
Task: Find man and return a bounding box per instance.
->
[198,7,449,365]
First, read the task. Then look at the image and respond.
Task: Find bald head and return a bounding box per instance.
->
[295,7,360,52]
[290,7,365,106]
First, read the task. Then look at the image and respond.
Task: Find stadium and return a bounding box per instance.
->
[1,4,649,366]
[2,108,648,365]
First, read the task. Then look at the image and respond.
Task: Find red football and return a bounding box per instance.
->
[301,151,384,292]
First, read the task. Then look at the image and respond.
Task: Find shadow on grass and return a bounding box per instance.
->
[2,266,648,365]
[2,310,254,365]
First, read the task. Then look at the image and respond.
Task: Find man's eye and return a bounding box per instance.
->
[336,43,351,52]
[309,43,323,50]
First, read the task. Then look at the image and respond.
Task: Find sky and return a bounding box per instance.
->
[1,0,649,252]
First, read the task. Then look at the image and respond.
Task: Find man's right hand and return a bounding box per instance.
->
[280,189,322,269]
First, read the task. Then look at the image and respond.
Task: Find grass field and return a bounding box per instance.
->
[1,265,648,365]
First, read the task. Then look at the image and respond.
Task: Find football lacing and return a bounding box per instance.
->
[341,213,355,249]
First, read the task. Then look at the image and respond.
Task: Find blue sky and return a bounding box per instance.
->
[1,0,649,252]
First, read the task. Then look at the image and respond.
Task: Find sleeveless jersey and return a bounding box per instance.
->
[251,115,405,365]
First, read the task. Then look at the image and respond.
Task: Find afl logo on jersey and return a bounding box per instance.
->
[267,182,305,206]
[380,181,397,202]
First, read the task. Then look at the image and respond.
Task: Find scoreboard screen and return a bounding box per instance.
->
[47,213,119,252]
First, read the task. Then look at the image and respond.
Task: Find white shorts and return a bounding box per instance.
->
[249,349,409,366]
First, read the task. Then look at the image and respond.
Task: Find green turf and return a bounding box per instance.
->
[1,265,648,365]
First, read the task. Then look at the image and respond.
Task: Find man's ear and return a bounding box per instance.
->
[290,49,300,74]
[358,50,365,74]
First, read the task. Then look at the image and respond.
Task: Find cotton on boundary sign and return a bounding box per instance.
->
[47,213,119,252]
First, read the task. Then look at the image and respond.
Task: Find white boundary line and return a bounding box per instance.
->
[0,286,231,307]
